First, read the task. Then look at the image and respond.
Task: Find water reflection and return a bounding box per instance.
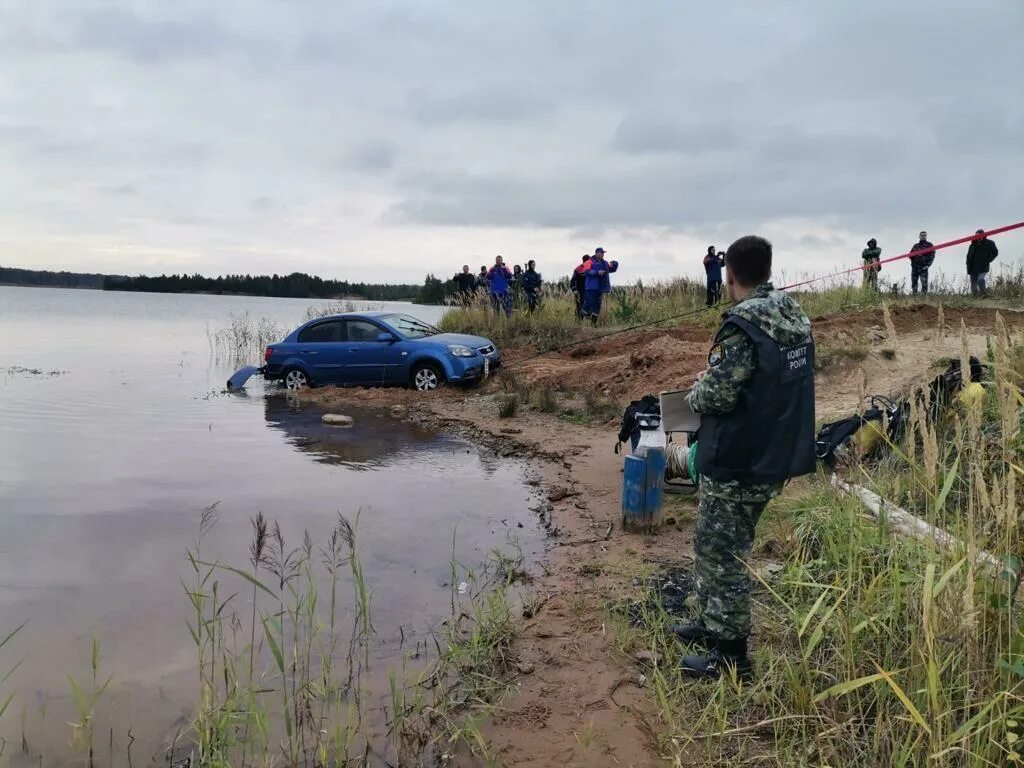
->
[262,394,456,469]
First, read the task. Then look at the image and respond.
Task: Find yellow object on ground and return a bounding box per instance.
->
[958,381,986,409]
[852,419,885,455]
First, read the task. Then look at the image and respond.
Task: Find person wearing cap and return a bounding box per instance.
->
[486,255,513,317]
[582,247,618,324]
[862,239,882,291]
[966,229,998,297]
[909,231,935,295]
[570,254,591,319]
[704,245,723,305]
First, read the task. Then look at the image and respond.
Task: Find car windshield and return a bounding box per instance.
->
[381,313,440,340]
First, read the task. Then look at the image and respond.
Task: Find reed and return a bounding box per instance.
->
[616,315,1024,767]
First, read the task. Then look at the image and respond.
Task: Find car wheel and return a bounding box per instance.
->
[411,362,444,391]
[284,368,310,390]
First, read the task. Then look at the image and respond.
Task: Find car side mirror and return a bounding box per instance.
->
[377,332,396,343]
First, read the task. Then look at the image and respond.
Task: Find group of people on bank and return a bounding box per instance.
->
[703,229,1002,305]
[452,247,619,324]
[860,229,1000,296]
[454,228,1003,327]
[452,257,544,316]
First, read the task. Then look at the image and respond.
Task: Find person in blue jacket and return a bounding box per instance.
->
[703,245,723,305]
[582,247,618,324]
[486,255,513,316]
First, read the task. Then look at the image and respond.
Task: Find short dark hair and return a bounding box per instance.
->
[725,235,772,286]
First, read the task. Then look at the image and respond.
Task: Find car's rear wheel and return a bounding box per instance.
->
[284,368,310,390]
[411,362,444,391]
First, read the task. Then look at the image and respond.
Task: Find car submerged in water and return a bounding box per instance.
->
[261,312,501,391]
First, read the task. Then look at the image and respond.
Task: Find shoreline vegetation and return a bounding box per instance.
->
[4,505,529,767]
[7,271,1024,765]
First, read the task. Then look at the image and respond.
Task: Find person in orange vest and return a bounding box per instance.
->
[569,254,591,319]
[582,247,618,324]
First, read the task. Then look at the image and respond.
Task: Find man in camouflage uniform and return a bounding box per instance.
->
[675,235,816,681]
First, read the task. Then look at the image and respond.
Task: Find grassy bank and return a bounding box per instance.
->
[205,263,1024,365]
[616,319,1024,766]
[438,272,1012,352]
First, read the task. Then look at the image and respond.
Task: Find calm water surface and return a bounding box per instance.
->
[0,286,538,765]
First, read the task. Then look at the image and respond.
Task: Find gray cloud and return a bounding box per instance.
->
[345,142,398,173]
[613,118,741,155]
[1,0,1022,281]
[70,7,242,63]
[411,87,557,125]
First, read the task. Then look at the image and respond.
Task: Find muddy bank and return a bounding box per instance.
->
[296,302,1024,766]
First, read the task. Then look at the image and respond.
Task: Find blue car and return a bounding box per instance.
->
[262,312,501,391]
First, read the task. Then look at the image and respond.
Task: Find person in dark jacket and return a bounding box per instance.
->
[909,231,934,295]
[453,265,477,303]
[582,247,618,324]
[570,254,590,319]
[703,245,723,305]
[487,256,513,316]
[966,229,998,297]
[522,260,543,312]
[862,239,882,291]
[511,264,524,308]
[477,266,489,292]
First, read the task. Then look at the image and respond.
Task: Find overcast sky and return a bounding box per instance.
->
[2,0,1022,285]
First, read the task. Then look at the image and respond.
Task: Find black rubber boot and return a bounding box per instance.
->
[681,637,753,682]
[670,621,714,647]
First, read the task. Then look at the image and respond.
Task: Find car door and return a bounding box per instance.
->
[295,320,346,383]
[341,319,394,385]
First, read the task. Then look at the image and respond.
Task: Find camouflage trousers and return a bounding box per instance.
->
[693,490,768,641]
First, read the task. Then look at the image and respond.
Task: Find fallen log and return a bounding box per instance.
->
[831,475,1007,576]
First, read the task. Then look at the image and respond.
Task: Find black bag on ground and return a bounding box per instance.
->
[616,394,660,453]
[816,357,984,467]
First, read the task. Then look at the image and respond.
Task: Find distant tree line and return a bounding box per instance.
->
[103,271,431,302]
[1,266,114,289]
[4,265,514,306]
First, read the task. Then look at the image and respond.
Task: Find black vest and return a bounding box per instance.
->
[695,314,816,484]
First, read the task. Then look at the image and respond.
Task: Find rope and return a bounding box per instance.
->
[506,221,1024,368]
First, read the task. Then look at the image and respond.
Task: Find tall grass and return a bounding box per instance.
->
[419,541,525,765]
[179,505,385,767]
[439,274,1015,351]
[1,503,526,766]
[304,301,386,321]
[618,317,1024,767]
[207,312,284,366]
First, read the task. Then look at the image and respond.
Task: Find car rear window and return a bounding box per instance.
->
[298,320,343,343]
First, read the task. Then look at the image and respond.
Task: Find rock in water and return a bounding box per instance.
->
[322,413,354,427]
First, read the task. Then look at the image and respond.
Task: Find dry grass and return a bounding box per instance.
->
[616,314,1024,767]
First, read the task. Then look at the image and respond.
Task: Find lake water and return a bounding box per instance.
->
[0,286,539,765]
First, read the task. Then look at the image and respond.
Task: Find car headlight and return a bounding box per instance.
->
[448,344,475,358]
